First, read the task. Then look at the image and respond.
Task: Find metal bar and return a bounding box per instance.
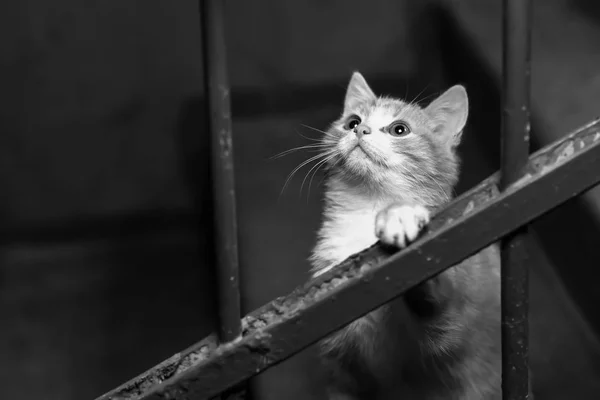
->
[500,0,533,398]
[96,119,600,400]
[501,0,532,188]
[201,0,242,343]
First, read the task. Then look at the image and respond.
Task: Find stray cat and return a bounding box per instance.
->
[309,72,503,399]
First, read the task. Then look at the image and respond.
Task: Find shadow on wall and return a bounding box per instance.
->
[573,0,600,22]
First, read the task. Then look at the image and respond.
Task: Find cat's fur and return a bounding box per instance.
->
[309,72,504,399]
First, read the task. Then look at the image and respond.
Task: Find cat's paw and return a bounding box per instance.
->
[375,204,430,248]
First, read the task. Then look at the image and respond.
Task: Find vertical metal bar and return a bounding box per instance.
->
[201,0,242,343]
[500,0,532,399]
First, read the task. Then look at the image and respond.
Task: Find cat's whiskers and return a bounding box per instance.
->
[269,143,333,160]
[303,153,339,200]
[280,150,336,196]
[316,154,342,188]
[407,84,433,107]
[294,129,325,143]
[301,124,338,140]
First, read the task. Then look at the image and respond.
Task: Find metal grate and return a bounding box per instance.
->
[96,1,600,399]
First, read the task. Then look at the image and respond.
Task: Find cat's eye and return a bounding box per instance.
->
[344,115,362,130]
[387,121,411,137]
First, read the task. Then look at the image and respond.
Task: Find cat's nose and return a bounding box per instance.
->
[353,124,371,137]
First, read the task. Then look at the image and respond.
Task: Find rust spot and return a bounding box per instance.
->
[175,345,212,374]
[463,200,475,215]
[219,84,230,100]
[512,172,534,189]
[220,129,233,157]
[555,142,575,163]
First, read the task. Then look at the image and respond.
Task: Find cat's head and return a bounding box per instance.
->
[324,72,468,203]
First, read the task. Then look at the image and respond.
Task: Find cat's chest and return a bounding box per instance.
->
[315,208,379,266]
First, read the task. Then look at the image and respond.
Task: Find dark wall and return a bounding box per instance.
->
[0,1,439,399]
[3,1,599,399]
[0,1,206,232]
[0,0,431,231]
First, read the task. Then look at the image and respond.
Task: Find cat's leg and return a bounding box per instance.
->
[374,203,440,314]
[375,203,430,248]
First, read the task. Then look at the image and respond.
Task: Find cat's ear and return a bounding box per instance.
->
[344,72,376,112]
[425,85,469,148]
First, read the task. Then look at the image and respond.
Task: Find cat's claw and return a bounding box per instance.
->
[375,204,430,248]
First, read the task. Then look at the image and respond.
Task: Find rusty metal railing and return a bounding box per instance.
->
[96,118,600,399]
[95,1,600,399]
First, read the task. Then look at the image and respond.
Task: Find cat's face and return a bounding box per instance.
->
[324,72,469,199]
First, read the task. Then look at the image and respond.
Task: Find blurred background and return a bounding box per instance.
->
[1,0,600,399]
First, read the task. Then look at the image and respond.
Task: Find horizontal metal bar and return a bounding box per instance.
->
[96,118,600,400]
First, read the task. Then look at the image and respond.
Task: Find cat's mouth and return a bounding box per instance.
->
[351,142,375,161]
[346,141,389,169]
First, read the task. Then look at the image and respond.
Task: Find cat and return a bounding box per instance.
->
[309,72,504,399]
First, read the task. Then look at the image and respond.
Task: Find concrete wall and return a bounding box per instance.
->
[0,1,435,399]
[0,0,427,230]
